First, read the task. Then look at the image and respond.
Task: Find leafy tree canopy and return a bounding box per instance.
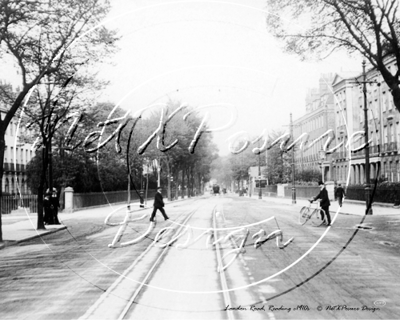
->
[265,0,400,112]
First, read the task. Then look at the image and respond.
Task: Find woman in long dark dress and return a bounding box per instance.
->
[43,192,54,225]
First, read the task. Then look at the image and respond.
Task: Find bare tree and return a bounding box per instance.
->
[265,0,400,111]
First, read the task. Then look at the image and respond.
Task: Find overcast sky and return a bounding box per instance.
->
[96,0,361,155]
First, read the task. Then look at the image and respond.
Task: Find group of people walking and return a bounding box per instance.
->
[44,188,60,225]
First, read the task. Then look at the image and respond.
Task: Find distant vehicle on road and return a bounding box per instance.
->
[212,184,220,195]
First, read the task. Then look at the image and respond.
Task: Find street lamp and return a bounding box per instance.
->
[319,148,326,182]
[290,113,296,204]
[258,140,262,199]
[362,60,373,215]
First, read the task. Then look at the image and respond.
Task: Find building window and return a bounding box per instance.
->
[10,147,14,162]
[383,162,387,178]
[384,126,388,144]
[390,124,393,143]
[384,93,389,112]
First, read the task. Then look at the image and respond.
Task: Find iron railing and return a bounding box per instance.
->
[1,194,38,214]
[73,189,158,209]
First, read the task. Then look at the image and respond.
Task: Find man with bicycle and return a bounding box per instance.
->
[311,181,331,226]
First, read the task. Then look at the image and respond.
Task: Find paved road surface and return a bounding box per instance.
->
[0,195,399,320]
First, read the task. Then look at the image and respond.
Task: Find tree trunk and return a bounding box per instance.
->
[197,173,201,193]
[186,167,191,198]
[173,170,177,200]
[190,166,194,196]
[375,61,400,114]
[37,146,48,230]
[181,168,185,199]
[48,138,53,192]
[0,134,5,242]
[166,157,171,201]
[390,84,400,114]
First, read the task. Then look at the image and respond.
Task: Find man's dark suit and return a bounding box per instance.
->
[335,186,346,207]
[153,192,164,208]
[150,191,169,222]
[313,187,331,225]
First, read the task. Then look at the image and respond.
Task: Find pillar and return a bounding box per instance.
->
[64,187,74,213]
[354,165,359,184]
[350,165,355,184]
[360,165,365,184]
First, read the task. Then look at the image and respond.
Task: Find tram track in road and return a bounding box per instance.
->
[213,201,276,320]
[79,201,201,320]
[221,196,398,319]
[212,204,236,320]
[81,197,274,320]
[117,206,200,320]
[81,198,235,320]
[120,200,237,320]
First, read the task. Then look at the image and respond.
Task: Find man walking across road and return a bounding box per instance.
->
[311,181,331,226]
[150,187,169,222]
[335,183,346,207]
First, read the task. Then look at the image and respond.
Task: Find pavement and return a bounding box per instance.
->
[249,194,400,216]
[0,198,159,249]
[1,194,399,249]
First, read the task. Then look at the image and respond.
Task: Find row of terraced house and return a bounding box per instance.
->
[1,105,35,195]
[292,57,400,185]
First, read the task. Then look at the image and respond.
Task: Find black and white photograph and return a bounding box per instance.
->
[1,0,400,319]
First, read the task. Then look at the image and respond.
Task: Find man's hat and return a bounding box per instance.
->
[318,181,324,186]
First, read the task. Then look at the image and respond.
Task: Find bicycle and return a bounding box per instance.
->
[299,200,326,226]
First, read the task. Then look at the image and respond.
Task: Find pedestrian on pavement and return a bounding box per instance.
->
[335,183,346,207]
[311,181,331,226]
[51,188,61,225]
[150,187,169,222]
[43,191,54,225]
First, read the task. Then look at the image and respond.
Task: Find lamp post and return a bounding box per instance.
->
[258,140,262,199]
[290,113,296,204]
[319,148,326,182]
[155,159,161,188]
[239,149,243,196]
[139,168,144,208]
[362,60,373,215]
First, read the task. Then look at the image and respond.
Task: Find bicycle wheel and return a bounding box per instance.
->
[310,208,326,226]
[299,207,310,225]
